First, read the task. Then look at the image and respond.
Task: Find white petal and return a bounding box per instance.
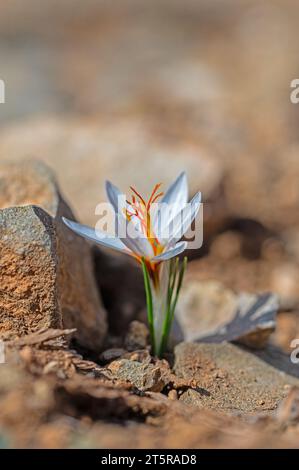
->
[152,241,187,262]
[165,192,201,244]
[161,171,188,207]
[151,271,169,349]
[116,214,154,259]
[105,180,124,215]
[106,180,145,234]
[127,212,144,234]
[62,217,129,254]
[153,172,188,237]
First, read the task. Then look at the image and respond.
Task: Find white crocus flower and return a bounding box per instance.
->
[63,172,201,356]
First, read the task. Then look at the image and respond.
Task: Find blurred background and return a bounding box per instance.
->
[0,0,299,228]
[1,0,299,349]
[2,1,299,450]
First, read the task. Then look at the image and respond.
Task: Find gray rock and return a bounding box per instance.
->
[175,281,237,341]
[175,280,278,349]
[0,160,107,351]
[200,292,278,349]
[99,348,127,364]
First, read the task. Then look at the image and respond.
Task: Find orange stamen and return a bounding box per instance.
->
[130,186,146,207]
[147,183,162,210]
[150,192,164,205]
[124,183,165,262]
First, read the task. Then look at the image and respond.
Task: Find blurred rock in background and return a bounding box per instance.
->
[0,0,299,238]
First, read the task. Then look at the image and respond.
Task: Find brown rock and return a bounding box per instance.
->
[2,324,299,448]
[273,312,299,354]
[276,387,299,424]
[107,358,168,392]
[168,390,178,401]
[0,160,107,351]
[174,342,299,414]
[1,354,299,449]
[124,321,149,351]
[270,263,299,310]
[209,231,242,261]
[225,147,299,232]
[0,116,224,228]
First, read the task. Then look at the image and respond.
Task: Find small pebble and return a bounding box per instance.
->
[99,348,127,364]
[168,390,178,401]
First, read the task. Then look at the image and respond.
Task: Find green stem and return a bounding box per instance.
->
[159,260,175,357]
[170,258,179,294]
[142,256,188,358]
[158,257,188,357]
[141,258,156,355]
[170,256,188,322]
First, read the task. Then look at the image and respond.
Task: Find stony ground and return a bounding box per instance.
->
[1,0,299,448]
